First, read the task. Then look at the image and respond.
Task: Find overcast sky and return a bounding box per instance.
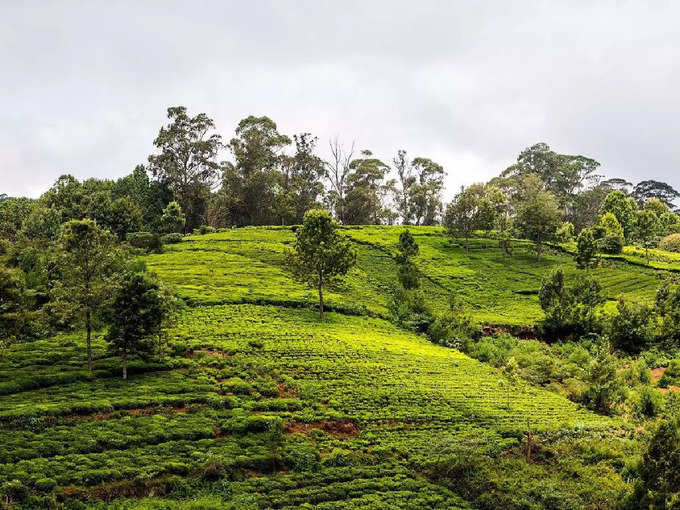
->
[2,1,680,201]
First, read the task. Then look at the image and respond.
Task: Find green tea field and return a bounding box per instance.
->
[2,226,671,508]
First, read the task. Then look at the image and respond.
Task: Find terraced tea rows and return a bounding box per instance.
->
[3,225,663,508]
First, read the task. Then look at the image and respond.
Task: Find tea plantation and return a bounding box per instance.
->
[2,226,671,508]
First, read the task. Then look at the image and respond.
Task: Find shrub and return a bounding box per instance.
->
[608,299,656,353]
[162,233,183,244]
[34,478,57,492]
[126,232,164,253]
[556,222,575,243]
[598,213,625,254]
[636,386,664,418]
[197,225,216,235]
[660,233,680,253]
[283,436,320,472]
[199,456,228,481]
[659,360,680,388]
[1,480,28,504]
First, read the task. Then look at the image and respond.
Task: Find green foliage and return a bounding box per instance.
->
[601,191,637,242]
[285,209,356,319]
[56,219,124,371]
[660,233,680,253]
[444,184,494,251]
[539,269,603,339]
[555,221,575,243]
[161,201,186,234]
[575,228,598,269]
[635,208,661,262]
[0,265,26,349]
[598,212,625,254]
[147,107,222,232]
[514,178,563,260]
[162,233,183,244]
[127,232,164,254]
[106,272,176,378]
[631,418,680,507]
[396,229,420,290]
[608,299,657,354]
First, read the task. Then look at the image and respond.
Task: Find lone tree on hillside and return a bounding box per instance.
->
[396,229,420,289]
[56,219,123,372]
[285,209,356,320]
[106,272,176,379]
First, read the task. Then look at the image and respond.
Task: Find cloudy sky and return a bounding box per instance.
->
[2,1,680,200]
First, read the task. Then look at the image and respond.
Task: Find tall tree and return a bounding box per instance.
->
[395,229,420,289]
[343,150,393,225]
[0,265,26,352]
[279,133,326,224]
[443,185,492,252]
[285,209,356,319]
[600,190,638,242]
[391,151,445,225]
[147,106,222,232]
[515,182,562,261]
[633,180,680,208]
[56,219,122,371]
[222,116,291,226]
[324,138,355,224]
[106,272,175,379]
[635,209,660,263]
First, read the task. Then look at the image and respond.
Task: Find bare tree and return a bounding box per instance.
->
[324,137,355,223]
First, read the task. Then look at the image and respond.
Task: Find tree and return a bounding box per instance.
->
[396,229,420,289]
[161,201,185,234]
[633,180,680,208]
[514,184,562,261]
[40,174,84,223]
[147,106,222,232]
[0,198,35,241]
[343,151,393,225]
[108,197,143,240]
[608,299,656,353]
[57,219,121,371]
[106,272,175,379]
[19,206,61,241]
[575,228,598,269]
[443,185,492,252]
[222,115,291,226]
[597,212,625,254]
[486,186,512,256]
[601,191,637,242]
[539,269,603,339]
[278,133,326,224]
[285,210,356,319]
[324,138,354,224]
[112,165,173,232]
[631,418,680,507]
[635,209,660,263]
[503,142,601,218]
[0,265,26,352]
[391,151,445,225]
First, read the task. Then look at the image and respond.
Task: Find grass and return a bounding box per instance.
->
[4,225,675,508]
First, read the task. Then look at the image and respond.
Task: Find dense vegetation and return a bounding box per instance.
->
[3,106,680,508]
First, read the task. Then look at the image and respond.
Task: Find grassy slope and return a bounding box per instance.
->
[3,225,672,508]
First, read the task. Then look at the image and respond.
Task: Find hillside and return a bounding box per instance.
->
[1,226,672,508]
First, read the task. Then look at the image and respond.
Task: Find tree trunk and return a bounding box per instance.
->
[122,350,127,380]
[86,309,92,372]
[536,241,543,261]
[318,278,324,320]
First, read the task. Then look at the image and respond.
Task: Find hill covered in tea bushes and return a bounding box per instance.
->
[2,226,675,509]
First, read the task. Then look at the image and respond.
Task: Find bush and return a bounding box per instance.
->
[636,386,664,417]
[608,299,656,353]
[162,233,183,244]
[197,225,216,235]
[659,360,680,388]
[199,456,228,481]
[660,233,680,253]
[599,234,624,255]
[126,232,164,253]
